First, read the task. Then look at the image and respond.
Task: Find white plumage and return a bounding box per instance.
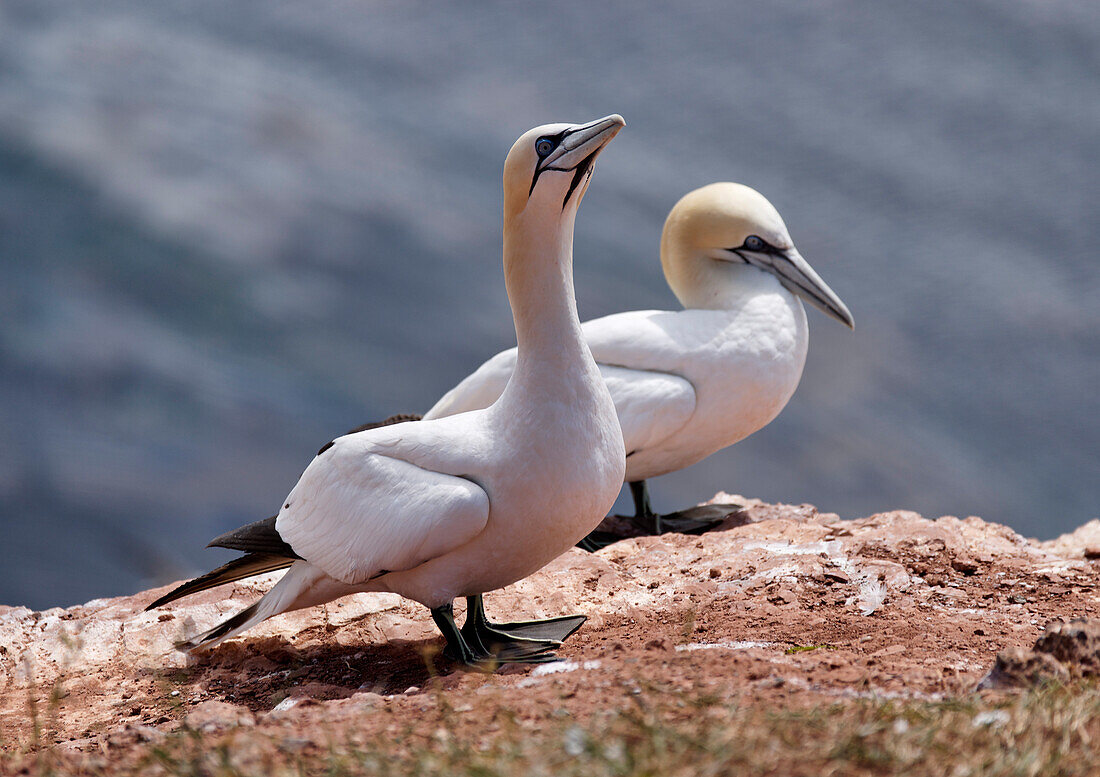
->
[154,116,628,664]
[425,183,853,529]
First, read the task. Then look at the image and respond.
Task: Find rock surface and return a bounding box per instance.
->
[4,495,1100,753]
[981,619,1100,688]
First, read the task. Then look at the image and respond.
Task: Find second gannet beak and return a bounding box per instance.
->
[734,245,855,329]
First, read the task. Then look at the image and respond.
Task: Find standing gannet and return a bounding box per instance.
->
[420,183,853,547]
[147,115,627,666]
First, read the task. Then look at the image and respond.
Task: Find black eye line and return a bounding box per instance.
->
[560,149,597,211]
[729,237,779,254]
[527,129,572,198]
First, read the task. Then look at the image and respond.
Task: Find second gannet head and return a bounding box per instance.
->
[660,182,854,328]
[503,115,625,226]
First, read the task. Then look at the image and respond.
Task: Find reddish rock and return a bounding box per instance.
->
[183,700,256,732]
[3,496,1099,752]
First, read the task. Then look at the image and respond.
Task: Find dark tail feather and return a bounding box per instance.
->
[207,515,301,558]
[145,553,295,611]
[175,600,263,651]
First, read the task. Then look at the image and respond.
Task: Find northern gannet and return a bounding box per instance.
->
[147,115,627,666]
[420,182,853,547]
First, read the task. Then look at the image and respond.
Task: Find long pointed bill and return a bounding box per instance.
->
[745,247,854,329]
[540,114,625,172]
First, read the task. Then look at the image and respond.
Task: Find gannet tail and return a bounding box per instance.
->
[178,561,371,653]
[175,561,324,652]
[145,553,295,611]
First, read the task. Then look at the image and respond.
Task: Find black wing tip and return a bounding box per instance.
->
[316,412,423,457]
[345,413,422,435]
[143,553,294,612]
[207,515,277,550]
[206,516,301,558]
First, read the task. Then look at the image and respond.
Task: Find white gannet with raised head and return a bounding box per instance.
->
[147,115,627,666]
[420,182,853,547]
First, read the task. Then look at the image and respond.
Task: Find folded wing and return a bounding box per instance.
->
[601,365,696,455]
[276,439,490,584]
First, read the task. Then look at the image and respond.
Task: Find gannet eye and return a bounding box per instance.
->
[535,138,556,158]
[744,235,766,251]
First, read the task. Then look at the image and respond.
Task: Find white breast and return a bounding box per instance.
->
[607,289,808,481]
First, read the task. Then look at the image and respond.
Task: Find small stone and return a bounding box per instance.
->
[769,588,797,605]
[709,568,721,579]
[352,691,385,707]
[951,556,979,575]
[271,697,300,713]
[184,701,255,732]
[978,647,1068,689]
[131,725,165,744]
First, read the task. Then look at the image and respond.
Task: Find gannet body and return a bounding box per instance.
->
[423,183,853,542]
[148,116,627,666]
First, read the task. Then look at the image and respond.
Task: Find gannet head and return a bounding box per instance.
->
[661,182,854,328]
[503,115,625,223]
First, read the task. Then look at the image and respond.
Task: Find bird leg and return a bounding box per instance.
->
[460,595,584,663]
[465,595,585,643]
[576,480,741,552]
[630,480,741,535]
[431,601,481,666]
[430,598,579,668]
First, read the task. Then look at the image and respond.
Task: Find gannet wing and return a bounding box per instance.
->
[600,364,696,455]
[275,438,490,585]
[423,348,518,419]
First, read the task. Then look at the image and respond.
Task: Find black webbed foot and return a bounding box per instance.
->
[431,597,586,670]
[576,531,623,552]
[642,503,743,536]
[460,595,584,664]
[575,480,742,551]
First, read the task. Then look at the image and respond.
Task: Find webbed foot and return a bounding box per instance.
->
[460,595,584,664]
[643,502,743,536]
[431,597,586,669]
[576,530,626,552]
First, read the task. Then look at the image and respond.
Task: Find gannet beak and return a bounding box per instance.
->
[740,246,854,329]
[539,114,625,172]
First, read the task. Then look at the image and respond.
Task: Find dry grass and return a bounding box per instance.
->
[7,679,1100,777]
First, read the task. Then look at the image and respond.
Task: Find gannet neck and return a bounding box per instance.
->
[494,115,623,397]
[661,240,792,311]
[502,207,587,372]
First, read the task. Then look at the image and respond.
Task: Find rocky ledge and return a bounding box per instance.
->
[4,495,1100,753]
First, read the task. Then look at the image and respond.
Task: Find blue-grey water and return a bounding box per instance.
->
[1,0,1097,610]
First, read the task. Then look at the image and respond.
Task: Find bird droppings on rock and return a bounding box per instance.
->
[5,496,1100,754]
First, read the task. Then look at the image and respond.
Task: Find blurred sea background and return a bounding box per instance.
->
[1,0,1097,609]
